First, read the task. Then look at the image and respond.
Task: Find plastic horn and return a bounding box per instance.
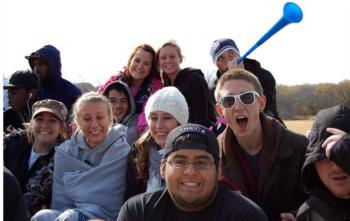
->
[237,2,303,64]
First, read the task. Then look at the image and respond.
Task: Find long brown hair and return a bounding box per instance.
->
[132,130,159,180]
[124,44,160,86]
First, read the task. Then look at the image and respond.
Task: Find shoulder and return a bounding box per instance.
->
[119,189,166,220]
[218,185,268,220]
[281,126,309,151]
[180,68,205,79]
[4,130,29,148]
[55,136,76,155]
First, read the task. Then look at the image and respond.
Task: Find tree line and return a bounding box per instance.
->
[75,79,350,120]
[277,80,350,119]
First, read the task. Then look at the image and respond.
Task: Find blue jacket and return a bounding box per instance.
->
[28,45,81,111]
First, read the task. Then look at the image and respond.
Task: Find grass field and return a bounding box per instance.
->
[284,119,315,135]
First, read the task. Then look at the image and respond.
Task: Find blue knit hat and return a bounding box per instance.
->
[210,38,240,63]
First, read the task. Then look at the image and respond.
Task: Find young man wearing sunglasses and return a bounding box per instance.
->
[215,69,309,221]
[117,124,268,221]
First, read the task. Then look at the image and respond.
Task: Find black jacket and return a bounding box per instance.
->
[3,167,28,221]
[296,105,350,221]
[173,68,216,128]
[3,130,56,216]
[3,107,29,132]
[219,114,308,221]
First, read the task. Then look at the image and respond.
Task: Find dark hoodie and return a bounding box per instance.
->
[172,67,216,128]
[297,105,350,221]
[101,80,139,146]
[26,45,81,111]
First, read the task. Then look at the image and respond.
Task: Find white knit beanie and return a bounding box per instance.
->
[145,86,189,125]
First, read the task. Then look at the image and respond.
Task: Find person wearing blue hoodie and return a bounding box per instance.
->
[25,45,81,111]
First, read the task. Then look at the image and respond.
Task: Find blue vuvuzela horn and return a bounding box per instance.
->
[237,2,303,64]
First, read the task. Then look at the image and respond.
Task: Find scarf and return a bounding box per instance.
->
[146,146,165,192]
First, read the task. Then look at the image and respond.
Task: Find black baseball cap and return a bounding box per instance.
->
[4,69,40,90]
[164,124,220,163]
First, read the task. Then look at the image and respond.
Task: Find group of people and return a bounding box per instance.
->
[3,38,350,221]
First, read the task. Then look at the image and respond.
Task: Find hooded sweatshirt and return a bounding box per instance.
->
[50,124,130,220]
[102,80,139,146]
[27,45,81,111]
[297,105,350,221]
[172,67,216,128]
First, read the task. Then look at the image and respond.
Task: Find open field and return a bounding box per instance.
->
[284,119,315,135]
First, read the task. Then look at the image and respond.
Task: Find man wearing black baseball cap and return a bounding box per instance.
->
[3,69,40,132]
[117,124,268,221]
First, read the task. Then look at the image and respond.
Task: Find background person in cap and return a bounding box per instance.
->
[156,40,216,128]
[209,38,284,133]
[117,123,268,221]
[3,69,40,133]
[4,99,68,218]
[25,44,81,111]
[296,105,350,221]
[215,69,308,221]
[125,86,189,200]
[101,80,139,146]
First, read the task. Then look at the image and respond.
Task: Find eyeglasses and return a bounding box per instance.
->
[167,159,214,170]
[220,91,260,109]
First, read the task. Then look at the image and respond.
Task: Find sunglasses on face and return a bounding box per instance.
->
[220,91,260,109]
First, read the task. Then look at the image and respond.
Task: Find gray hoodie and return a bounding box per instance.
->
[102,80,139,146]
[52,124,131,220]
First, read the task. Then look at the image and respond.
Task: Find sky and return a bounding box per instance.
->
[1,0,350,88]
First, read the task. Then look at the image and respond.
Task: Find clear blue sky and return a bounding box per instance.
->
[1,0,349,87]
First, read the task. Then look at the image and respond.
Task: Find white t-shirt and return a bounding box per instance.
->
[28,150,49,169]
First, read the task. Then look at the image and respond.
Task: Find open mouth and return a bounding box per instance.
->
[236,116,248,129]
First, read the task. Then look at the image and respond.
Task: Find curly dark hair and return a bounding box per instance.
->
[133,130,159,181]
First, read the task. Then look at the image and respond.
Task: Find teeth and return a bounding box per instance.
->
[90,131,100,135]
[157,132,167,136]
[39,131,50,134]
[183,182,199,187]
[237,116,246,119]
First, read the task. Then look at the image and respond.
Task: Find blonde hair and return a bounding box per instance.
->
[72,91,113,132]
[214,69,263,102]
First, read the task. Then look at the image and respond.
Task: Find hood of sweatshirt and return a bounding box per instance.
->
[302,105,350,192]
[26,45,62,85]
[101,80,136,125]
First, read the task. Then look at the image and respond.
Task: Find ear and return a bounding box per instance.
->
[215,103,224,117]
[28,89,38,98]
[160,159,166,179]
[258,95,266,112]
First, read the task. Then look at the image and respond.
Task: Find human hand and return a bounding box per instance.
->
[280,213,295,221]
[322,128,346,157]
[227,57,244,70]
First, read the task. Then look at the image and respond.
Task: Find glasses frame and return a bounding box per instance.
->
[220,91,260,109]
[167,160,215,170]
